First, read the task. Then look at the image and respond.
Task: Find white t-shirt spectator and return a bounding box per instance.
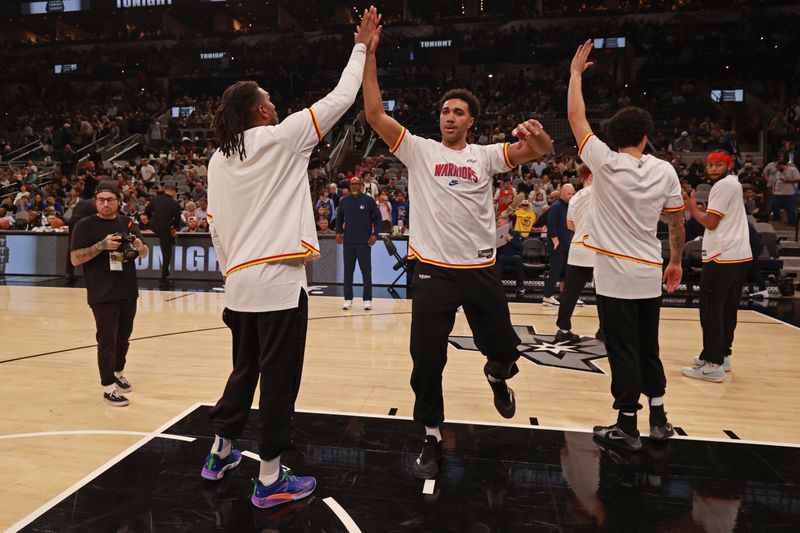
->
[140,164,156,184]
[579,134,684,299]
[703,175,752,263]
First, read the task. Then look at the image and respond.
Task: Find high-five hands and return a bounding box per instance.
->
[354,6,381,47]
[571,39,595,76]
[512,119,551,157]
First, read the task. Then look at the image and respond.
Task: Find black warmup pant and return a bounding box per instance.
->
[556,265,594,331]
[410,262,521,427]
[343,243,372,301]
[596,295,665,413]
[90,299,137,387]
[699,261,748,365]
[209,291,308,460]
[544,243,569,297]
[495,254,525,291]
[156,231,174,281]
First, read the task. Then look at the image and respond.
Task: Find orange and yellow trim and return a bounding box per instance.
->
[662,206,685,213]
[390,127,406,154]
[408,245,495,269]
[308,108,322,141]
[578,132,594,157]
[581,235,661,267]
[707,209,725,218]
[207,213,214,221]
[226,243,319,276]
[702,253,751,264]
[502,142,514,169]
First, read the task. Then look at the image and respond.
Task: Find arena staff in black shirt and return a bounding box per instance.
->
[145,184,182,287]
[71,181,148,407]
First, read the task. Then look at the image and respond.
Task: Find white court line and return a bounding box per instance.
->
[7,402,203,533]
[242,450,260,461]
[0,430,195,442]
[323,497,363,533]
[746,309,800,332]
[194,403,800,449]
[422,479,435,494]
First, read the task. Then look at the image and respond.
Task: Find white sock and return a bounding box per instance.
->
[622,411,636,417]
[425,426,442,442]
[114,371,124,378]
[259,456,281,486]
[103,384,116,394]
[707,362,720,369]
[649,396,664,407]
[487,373,504,383]
[559,329,570,334]
[211,435,231,458]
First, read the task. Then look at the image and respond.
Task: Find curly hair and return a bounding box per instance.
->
[212,80,263,161]
[438,88,481,120]
[605,106,653,150]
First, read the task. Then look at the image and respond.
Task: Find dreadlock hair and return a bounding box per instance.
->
[212,80,263,161]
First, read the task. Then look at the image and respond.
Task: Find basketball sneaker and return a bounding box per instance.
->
[342,300,352,310]
[576,298,585,306]
[542,296,560,307]
[484,362,516,418]
[554,329,581,344]
[251,466,316,509]
[363,300,372,311]
[114,375,133,394]
[413,435,443,479]
[692,355,731,372]
[593,424,643,452]
[103,389,129,407]
[201,449,242,481]
[649,420,675,441]
[681,361,725,383]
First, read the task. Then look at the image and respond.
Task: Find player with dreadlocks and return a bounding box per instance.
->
[199,7,380,509]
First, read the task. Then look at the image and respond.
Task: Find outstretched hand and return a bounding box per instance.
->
[367,26,382,54]
[512,118,552,158]
[354,6,381,47]
[571,39,595,76]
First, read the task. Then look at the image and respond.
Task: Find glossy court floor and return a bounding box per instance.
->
[2,280,800,531]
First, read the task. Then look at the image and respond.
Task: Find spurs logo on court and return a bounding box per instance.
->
[448,325,608,374]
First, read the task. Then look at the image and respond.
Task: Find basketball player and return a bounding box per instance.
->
[554,163,598,343]
[682,151,751,383]
[363,27,553,478]
[200,7,379,508]
[568,40,685,452]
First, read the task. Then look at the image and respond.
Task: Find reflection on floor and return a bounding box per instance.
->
[21,406,800,532]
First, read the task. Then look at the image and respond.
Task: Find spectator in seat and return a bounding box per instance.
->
[377,191,393,233]
[672,131,693,152]
[317,217,334,234]
[495,214,526,297]
[494,179,515,213]
[393,191,409,231]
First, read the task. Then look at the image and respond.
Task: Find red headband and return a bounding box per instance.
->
[707,152,733,165]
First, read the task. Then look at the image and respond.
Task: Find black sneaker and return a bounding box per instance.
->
[595,329,605,343]
[483,363,516,419]
[593,424,643,452]
[554,330,581,344]
[649,420,674,441]
[115,376,133,394]
[413,435,442,479]
[103,389,129,407]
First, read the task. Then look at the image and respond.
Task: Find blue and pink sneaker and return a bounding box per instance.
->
[251,465,317,509]
[201,449,242,480]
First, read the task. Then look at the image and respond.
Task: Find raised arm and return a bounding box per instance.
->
[683,190,722,230]
[508,119,553,166]
[567,40,595,147]
[362,27,405,152]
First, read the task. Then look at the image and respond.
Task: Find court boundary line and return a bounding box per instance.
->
[0,430,195,442]
[187,403,800,450]
[746,309,800,332]
[6,402,204,533]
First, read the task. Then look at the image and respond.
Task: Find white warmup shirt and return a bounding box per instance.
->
[208,43,367,312]
[391,130,515,267]
[578,133,684,299]
[703,174,751,264]
[566,185,594,268]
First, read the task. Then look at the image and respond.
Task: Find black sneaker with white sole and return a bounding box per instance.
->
[412,435,442,479]
[484,363,516,419]
[115,376,133,394]
[104,389,129,407]
[593,424,643,452]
